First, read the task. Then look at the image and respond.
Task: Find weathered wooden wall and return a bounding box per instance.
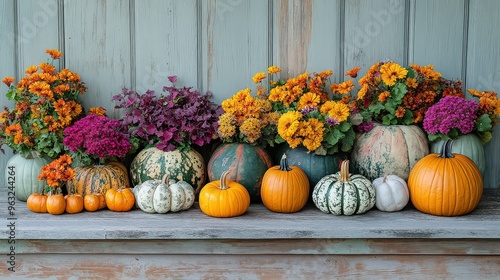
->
[1,0,499,188]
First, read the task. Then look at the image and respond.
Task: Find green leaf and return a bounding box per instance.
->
[475,114,492,132]
[341,128,355,152]
[369,102,385,114]
[338,121,351,132]
[391,83,407,101]
[477,131,493,145]
[382,115,392,126]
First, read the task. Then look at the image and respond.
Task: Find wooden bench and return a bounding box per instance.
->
[1,187,499,279]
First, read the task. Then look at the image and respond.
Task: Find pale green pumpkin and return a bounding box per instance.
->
[5,153,51,201]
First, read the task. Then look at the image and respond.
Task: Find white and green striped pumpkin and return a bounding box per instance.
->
[130,147,206,193]
[6,153,52,201]
[133,175,195,214]
[313,160,375,215]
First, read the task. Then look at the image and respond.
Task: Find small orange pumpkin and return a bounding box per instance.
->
[261,154,310,213]
[105,187,135,212]
[408,140,483,216]
[27,193,48,213]
[65,194,84,214]
[46,194,66,215]
[84,194,106,212]
[199,170,250,218]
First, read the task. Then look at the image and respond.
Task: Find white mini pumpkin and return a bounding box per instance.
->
[373,175,409,212]
[313,160,375,215]
[133,175,195,214]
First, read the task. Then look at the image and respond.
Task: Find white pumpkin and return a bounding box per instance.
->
[373,175,409,212]
[133,176,195,214]
[313,160,375,215]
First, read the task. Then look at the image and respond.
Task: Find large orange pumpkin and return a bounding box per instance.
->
[408,140,483,216]
[199,171,250,218]
[67,162,130,196]
[261,154,310,213]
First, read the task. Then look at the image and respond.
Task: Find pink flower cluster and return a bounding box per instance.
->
[63,114,132,163]
[423,96,478,136]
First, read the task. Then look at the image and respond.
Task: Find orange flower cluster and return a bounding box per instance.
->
[468,89,500,126]
[1,49,86,158]
[38,154,75,188]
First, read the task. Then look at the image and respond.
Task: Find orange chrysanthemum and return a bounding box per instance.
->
[5,123,22,136]
[268,66,281,75]
[330,80,354,94]
[252,72,266,84]
[46,49,63,59]
[378,91,391,102]
[297,92,321,110]
[345,67,361,78]
[89,107,107,116]
[25,65,39,75]
[395,106,406,118]
[2,76,14,87]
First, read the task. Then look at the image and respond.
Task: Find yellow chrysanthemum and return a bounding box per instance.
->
[297,92,321,110]
[240,117,262,143]
[357,84,369,100]
[252,72,266,84]
[319,101,336,114]
[467,88,482,97]
[300,118,324,152]
[89,107,107,116]
[217,113,236,139]
[327,102,350,123]
[380,62,408,86]
[268,66,281,75]
[330,80,354,94]
[297,72,309,88]
[278,111,302,139]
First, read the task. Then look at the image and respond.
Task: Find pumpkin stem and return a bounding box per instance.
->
[279,154,292,171]
[383,175,388,183]
[162,174,170,185]
[438,139,455,159]
[220,171,230,190]
[339,160,351,182]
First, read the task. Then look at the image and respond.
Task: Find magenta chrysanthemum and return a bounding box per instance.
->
[423,96,478,136]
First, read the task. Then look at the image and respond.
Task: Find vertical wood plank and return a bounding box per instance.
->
[201,0,269,104]
[63,0,131,118]
[0,0,16,186]
[408,0,465,79]
[16,0,62,74]
[343,0,406,69]
[134,0,198,94]
[273,0,342,80]
[467,0,500,188]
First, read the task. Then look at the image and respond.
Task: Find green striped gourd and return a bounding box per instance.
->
[207,143,272,202]
[130,147,206,193]
[313,160,375,215]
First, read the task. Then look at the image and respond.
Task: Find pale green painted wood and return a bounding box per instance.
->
[63,0,131,118]
[467,0,500,189]
[134,0,198,95]
[409,0,465,79]
[0,0,15,187]
[17,0,62,74]
[344,0,407,68]
[201,0,270,104]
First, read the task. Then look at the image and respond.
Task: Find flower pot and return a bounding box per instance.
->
[351,123,429,181]
[430,133,485,177]
[5,152,52,201]
[207,143,273,202]
[273,144,346,189]
[130,147,206,193]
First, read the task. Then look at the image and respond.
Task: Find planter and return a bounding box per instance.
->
[130,147,206,193]
[207,143,272,202]
[351,123,429,181]
[430,133,485,177]
[5,152,52,201]
[273,144,346,188]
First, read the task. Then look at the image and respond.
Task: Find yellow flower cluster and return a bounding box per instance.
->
[218,88,277,144]
[277,111,325,151]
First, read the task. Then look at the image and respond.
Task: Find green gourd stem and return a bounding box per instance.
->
[279,154,292,171]
[339,160,351,182]
[438,139,455,158]
[219,171,230,190]
[162,174,170,186]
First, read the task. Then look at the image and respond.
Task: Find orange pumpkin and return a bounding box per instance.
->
[199,171,251,218]
[46,194,66,215]
[408,140,483,216]
[65,194,84,214]
[261,154,310,213]
[105,187,135,212]
[67,162,130,196]
[27,193,48,213]
[84,194,107,212]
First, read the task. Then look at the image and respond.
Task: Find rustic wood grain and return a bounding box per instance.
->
[467,0,500,190]
[0,0,15,187]
[1,188,499,240]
